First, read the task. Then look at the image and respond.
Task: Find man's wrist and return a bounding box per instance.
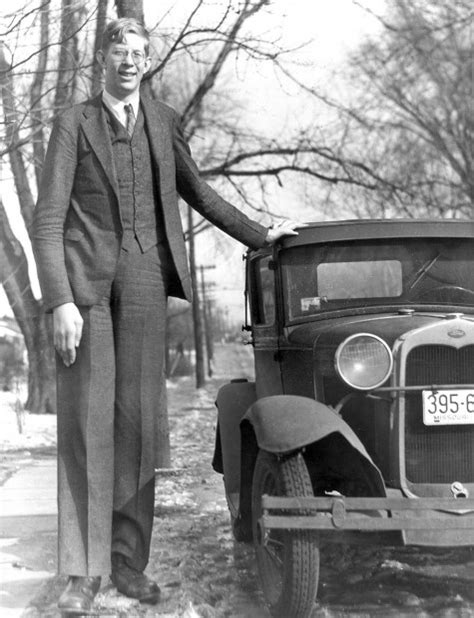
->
[53,301,75,313]
[265,224,275,244]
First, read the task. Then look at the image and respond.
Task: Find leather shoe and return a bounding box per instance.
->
[57,576,101,614]
[111,553,160,604]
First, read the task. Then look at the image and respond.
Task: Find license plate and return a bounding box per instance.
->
[422,389,474,425]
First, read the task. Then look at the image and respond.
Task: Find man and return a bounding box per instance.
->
[33,17,298,614]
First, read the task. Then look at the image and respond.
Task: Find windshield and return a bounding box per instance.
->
[281,238,474,321]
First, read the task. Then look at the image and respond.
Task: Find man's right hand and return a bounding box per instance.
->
[53,302,83,367]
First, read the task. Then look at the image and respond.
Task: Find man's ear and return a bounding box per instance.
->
[143,56,152,75]
[96,49,106,69]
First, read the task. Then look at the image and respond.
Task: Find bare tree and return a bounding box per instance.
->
[5,0,460,412]
[1,1,103,412]
[1,30,57,414]
[308,0,473,219]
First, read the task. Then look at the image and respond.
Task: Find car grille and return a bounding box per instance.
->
[404,344,474,484]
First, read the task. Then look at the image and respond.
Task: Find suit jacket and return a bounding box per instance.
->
[33,94,268,311]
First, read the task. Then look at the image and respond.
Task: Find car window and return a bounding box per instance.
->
[317,260,402,300]
[281,238,474,321]
[251,255,276,325]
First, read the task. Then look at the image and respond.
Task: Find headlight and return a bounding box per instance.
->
[335,334,393,390]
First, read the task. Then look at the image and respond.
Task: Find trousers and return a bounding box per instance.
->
[56,240,170,576]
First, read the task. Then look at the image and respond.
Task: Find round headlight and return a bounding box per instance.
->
[335,334,393,390]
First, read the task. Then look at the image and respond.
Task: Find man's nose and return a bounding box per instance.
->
[121,51,134,64]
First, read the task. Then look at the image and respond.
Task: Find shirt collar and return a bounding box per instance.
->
[102,89,140,122]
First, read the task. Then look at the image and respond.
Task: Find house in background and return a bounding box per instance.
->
[0,316,25,390]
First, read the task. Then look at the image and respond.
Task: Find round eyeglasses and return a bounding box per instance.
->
[111,49,146,64]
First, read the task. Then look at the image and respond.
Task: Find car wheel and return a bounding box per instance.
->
[230,510,253,543]
[252,450,319,618]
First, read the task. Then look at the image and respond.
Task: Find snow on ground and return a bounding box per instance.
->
[0,389,56,453]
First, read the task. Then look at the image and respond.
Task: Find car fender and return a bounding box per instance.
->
[243,394,385,496]
[214,381,257,494]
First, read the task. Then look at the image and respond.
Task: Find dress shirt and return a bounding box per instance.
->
[102,90,140,129]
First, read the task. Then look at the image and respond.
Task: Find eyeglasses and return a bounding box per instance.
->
[110,49,146,64]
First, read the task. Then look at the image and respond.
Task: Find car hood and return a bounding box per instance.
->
[287,311,466,350]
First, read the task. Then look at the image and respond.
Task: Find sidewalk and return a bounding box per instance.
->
[0,458,57,618]
[0,345,266,617]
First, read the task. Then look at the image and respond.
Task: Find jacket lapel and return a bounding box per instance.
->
[80,94,168,203]
[140,96,167,170]
[81,95,120,201]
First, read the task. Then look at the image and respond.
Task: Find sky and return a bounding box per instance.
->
[146,0,383,126]
[1,0,384,320]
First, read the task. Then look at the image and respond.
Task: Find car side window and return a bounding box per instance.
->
[252,256,276,325]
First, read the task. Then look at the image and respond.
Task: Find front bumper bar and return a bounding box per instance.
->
[260,496,474,532]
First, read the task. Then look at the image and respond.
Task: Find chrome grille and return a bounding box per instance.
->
[404,345,474,484]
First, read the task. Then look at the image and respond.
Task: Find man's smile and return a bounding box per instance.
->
[118,69,136,77]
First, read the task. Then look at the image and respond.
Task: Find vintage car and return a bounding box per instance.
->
[213,219,474,617]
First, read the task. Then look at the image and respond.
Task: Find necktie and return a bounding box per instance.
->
[124,103,135,138]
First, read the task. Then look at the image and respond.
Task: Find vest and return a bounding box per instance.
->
[104,105,164,252]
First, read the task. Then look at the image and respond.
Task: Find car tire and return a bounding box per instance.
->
[252,449,319,618]
[230,510,253,543]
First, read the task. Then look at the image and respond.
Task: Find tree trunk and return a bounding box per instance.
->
[91,0,109,95]
[1,45,36,229]
[0,201,56,413]
[115,0,144,22]
[154,369,171,468]
[30,2,49,187]
[23,314,56,414]
[55,0,81,109]
[200,266,214,377]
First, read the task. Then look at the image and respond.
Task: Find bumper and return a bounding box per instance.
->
[260,496,474,544]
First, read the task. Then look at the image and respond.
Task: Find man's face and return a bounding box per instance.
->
[97,33,151,99]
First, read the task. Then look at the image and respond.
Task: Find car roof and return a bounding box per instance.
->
[279,218,474,248]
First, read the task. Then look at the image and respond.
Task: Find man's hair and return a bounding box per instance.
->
[102,18,150,54]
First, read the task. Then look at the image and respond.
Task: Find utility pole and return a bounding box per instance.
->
[200,265,216,377]
[188,207,206,388]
